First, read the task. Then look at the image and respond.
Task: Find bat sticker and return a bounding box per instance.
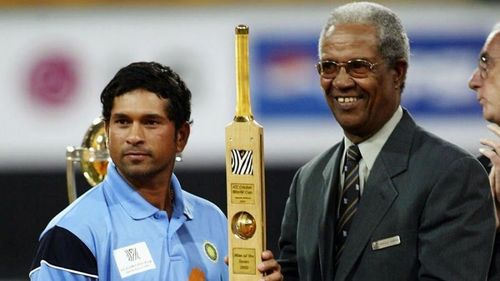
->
[231,149,254,175]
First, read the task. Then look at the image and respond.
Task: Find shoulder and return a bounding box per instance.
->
[395,123,489,188]
[47,185,106,224]
[40,184,110,251]
[397,110,477,164]
[413,125,478,164]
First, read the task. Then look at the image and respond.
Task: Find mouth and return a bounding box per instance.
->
[124,150,148,155]
[333,96,362,110]
[477,96,486,105]
[123,151,150,160]
[336,96,359,104]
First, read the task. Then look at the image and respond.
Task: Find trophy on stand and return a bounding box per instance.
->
[225,24,267,281]
[66,117,109,204]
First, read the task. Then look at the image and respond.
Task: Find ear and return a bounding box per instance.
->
[392,59,408,90]
[104,120,110,141]
[175,122,191,153]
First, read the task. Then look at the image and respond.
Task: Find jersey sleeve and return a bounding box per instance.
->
[29,225,98,281]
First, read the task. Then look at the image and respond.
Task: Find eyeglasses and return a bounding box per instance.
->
[478,54,500,80]
[316,59,379,79]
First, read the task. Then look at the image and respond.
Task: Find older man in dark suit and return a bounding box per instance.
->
[278,2,496,281]
[469,22,500,280]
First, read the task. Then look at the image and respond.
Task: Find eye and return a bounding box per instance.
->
[480,55,488,64]
[144,119,160,126]
[348,60,371,75]
[321,61,338,74]
[114,118,129,125]
[479,55,489,69]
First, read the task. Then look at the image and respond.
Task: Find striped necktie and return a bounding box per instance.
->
[335,144,362,263]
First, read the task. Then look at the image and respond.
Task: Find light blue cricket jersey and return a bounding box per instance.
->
[30,163,228,281]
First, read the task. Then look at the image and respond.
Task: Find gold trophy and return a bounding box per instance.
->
[66,117,109,203]
[225,24,266,280]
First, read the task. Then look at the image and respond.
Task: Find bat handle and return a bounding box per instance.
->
[234,24,253,121]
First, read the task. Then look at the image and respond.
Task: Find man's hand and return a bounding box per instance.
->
[224,250,283,280]
[480,123,500,231]
[257,250,283,281]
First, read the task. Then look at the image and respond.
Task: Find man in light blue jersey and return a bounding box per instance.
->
[29,61,282,281]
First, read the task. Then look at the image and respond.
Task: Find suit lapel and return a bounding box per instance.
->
[318,143,344,281]
[334,110,416,280]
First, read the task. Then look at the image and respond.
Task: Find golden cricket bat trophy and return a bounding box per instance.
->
[225,24,266,280]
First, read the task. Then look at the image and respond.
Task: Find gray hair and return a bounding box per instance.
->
[492,22,500,34]
[318,2,410,67]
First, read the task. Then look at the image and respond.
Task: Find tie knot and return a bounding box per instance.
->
[346,145,362,162]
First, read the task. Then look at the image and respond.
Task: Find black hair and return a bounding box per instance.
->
[100,61,192,130]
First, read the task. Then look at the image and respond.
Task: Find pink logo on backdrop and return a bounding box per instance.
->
[28,53,79,106]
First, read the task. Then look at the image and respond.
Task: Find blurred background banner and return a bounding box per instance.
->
[0,2,497,171]
[253,33,484,118]
[0,1,498,280]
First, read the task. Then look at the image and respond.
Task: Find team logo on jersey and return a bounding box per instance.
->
[203,241,218,262]
[113,242,156,278]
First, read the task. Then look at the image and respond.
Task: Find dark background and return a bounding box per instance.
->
[0,165,298,280]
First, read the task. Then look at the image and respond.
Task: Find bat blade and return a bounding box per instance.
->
[225,119,266,281]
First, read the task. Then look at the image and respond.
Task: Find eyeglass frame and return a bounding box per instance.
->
[478,53,500,80]
[316,58,380,79]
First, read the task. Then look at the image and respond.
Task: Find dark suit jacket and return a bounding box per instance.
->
[478,154,500,281]
[278,110,496,281]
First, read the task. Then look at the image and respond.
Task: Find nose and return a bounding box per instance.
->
[332,66,355,90]
[468,68,482,91]
[126,122,144,145]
